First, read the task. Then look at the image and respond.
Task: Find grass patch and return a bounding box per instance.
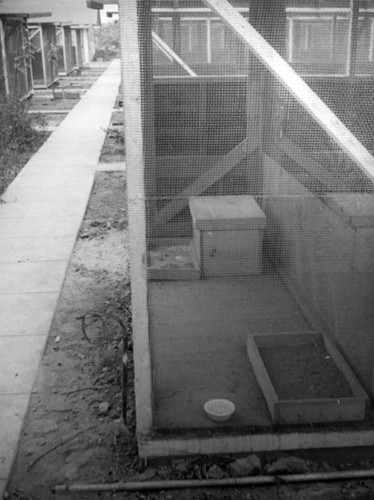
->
[0,93,48,195]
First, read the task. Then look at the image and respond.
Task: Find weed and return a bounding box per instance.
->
[0,93,47,195]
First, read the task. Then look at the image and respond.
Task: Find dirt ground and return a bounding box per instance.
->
[4,170,374,500]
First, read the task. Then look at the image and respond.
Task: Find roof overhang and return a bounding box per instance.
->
[0,11,51,18]
[86,0,107,8]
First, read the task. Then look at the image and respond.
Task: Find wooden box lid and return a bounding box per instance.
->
[189,195,267,231]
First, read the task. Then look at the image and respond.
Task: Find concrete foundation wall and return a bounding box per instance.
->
[262,154,374,395]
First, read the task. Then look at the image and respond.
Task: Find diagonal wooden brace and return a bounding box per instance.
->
[153,138,256,227]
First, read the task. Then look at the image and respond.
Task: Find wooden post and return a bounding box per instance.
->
[138,0,157,203]
[0,19,10,95]
[118,0,153,438]
[347,0,360,76]
[172,0,181,55]
[246,0,287,195]
[40,25,48,87]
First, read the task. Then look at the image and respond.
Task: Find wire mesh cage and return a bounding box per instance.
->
[121,0,374,451]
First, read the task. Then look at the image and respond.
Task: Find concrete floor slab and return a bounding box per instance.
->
[0,293,58,336]
[0,336,46,394]
[150,275,313,430]
[0,260,67,295]
[0,395,30,478]
[0,236,77,263]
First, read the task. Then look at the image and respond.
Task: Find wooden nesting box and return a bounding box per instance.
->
[247,333,369,425]
[189,195,267,277]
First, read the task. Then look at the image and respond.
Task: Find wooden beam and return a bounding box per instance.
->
[153,138,254,227]
[201,0,374,185]
[139,0,157,200]
[245,0,287,195]
[152,32,197,76]
[118,0,153,436]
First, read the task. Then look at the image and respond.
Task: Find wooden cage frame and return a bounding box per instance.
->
[105,0,374,457]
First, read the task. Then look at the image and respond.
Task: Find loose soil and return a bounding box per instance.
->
[6,172,374,500]
[259,341,353,400]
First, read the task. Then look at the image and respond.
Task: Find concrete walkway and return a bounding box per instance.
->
[0,60,121,499]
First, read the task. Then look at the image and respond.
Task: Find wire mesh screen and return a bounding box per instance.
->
[134,0,374,432]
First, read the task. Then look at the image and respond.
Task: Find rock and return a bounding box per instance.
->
[227,455,262,477]
[206,464,225,479]
[321,462,333,472]
[98,402,110,415]
[265,456,308,475]
[135,468,157,482]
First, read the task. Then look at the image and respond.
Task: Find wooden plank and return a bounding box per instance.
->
[201,0,374,185]
[247,335,277,421]
[118,0,153,436]
[189,195,267,230]
[139,428,374,458]
[153,138,254,227]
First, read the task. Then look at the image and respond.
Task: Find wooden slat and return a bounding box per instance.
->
[202,0,374,185]
[153,138,255,227]
[247,335,278,421]
[152,31,197,76]
[279,137,338,189]
[119,0,153,435]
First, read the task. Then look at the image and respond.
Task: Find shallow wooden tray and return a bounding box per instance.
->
[247,333,370,425]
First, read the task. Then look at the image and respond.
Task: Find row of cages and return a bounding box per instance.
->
[152,6,374,76]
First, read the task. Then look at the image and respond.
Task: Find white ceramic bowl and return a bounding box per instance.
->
[204,399,235,422]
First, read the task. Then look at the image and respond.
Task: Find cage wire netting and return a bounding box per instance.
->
[138,0,374,431]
